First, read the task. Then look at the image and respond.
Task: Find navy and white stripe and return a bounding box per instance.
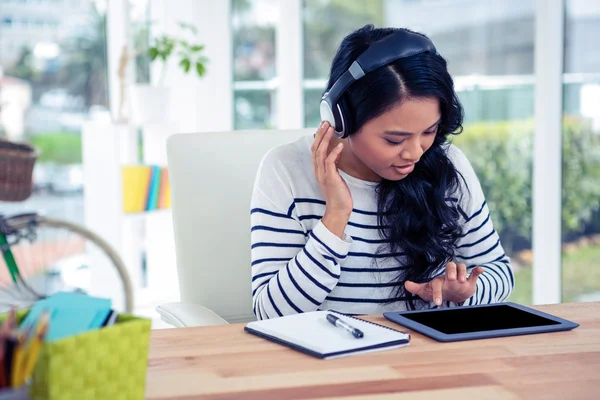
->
[250,135,514,319]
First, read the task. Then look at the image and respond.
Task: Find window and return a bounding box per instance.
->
[129,0,151,84]
[387,0,536,305]
[231,0,278,130]
[561,0,600,303]
[302,0,384,127]
[0,0,108,226]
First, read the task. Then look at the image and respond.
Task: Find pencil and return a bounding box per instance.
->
[9,345,23,387]
[10,324,31,388]
[19,313,49,383]
[19,333,44,382]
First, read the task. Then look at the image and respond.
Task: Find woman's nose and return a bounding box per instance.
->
[400,138,424,163]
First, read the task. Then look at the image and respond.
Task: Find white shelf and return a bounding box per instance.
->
[82,120,180,315]
[123,208,171,223]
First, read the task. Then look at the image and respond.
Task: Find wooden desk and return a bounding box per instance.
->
[146,302,600,399]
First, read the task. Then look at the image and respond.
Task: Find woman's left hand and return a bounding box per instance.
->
[404,262,484,306]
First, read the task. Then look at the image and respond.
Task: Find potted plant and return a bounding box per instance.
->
[128,22,208,125]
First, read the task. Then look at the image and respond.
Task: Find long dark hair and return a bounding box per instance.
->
[325,25,466,310]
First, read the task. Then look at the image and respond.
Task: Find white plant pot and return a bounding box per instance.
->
[130,84,170,125]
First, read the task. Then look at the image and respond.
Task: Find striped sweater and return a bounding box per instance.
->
[250,134,514,319]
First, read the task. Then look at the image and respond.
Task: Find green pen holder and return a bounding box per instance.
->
[0,309,151,400]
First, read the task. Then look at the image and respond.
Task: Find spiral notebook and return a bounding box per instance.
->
[244,310,410,359]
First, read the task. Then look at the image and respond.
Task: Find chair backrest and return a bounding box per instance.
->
[166,128,312,323]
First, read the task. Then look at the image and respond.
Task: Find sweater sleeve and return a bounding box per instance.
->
[445,144,515,307]
[250,148,351,319]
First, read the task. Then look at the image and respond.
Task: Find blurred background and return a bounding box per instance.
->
[0,0,598,318]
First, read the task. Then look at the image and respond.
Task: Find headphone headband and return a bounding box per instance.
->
[320,29,438,138]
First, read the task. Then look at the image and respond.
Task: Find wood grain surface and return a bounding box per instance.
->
[145,302,600,399]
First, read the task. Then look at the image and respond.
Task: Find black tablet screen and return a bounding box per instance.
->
[401,305,560,334]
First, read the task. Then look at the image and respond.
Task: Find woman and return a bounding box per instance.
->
[250,25,514,319]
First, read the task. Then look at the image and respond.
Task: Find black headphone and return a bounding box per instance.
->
[319,29,438,138]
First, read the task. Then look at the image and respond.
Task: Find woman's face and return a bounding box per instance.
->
[344,97,441,182]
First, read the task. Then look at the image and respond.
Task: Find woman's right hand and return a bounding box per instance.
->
[312,122,353,237]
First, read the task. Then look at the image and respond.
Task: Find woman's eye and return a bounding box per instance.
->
[385,139,405,146]
[424,129,438,135]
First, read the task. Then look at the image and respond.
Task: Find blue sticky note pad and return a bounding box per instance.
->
[21,292,112,342]
[44,308,112,342]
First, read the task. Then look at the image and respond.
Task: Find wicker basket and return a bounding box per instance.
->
[0,138,39,202]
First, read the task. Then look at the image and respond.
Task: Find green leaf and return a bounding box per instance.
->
[166,39,175,52]
[190,45,205,53]
[148,47,159,61]
[195,61,206,77]
[179,22,198,35]
[180,58,191,73]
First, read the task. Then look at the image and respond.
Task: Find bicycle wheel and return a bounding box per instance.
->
[0,214,133,313]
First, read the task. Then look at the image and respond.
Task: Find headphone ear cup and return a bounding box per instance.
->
[319,98,336,129]
[336,95,353,138]
[328,100,345,138]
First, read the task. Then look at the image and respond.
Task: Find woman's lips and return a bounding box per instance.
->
[394,164,415,175]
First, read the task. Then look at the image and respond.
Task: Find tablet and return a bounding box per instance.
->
[383,302,579,342]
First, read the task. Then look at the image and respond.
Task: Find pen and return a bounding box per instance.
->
[326,313,364,339]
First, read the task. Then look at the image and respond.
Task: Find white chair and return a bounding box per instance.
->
[157,128,312,327]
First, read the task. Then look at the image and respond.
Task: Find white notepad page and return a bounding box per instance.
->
[245,310,410,359]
